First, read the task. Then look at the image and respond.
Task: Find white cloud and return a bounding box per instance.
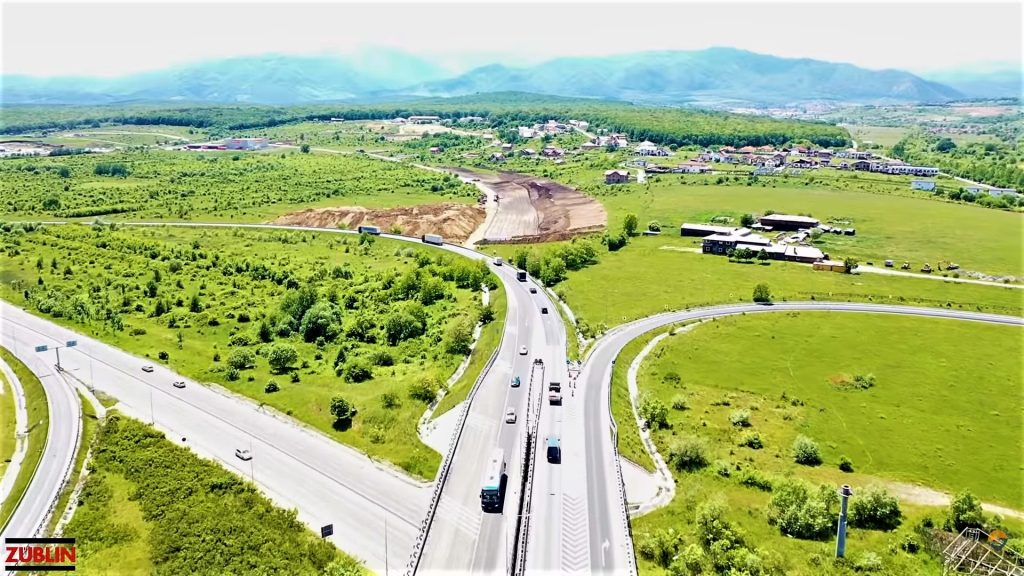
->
[2,1,1020,77]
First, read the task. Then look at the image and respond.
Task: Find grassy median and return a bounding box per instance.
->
[0,347,50,531]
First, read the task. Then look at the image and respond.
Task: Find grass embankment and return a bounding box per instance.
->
[48,391,99,534]
[558,236,1023,331]
[434,284,507,417]
[0,369,16,478]
[0,225,497,480]
[65,413,363,576]
[0,347,49,531]
[610,331,661,472]
[629,312,1023,575]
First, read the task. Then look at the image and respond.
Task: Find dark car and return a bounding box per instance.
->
[546,436,561,463]
[529,287,538,294]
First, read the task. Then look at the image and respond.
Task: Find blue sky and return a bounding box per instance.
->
[2,1,1020,77]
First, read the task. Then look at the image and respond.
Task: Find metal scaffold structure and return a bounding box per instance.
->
[942,528,1024,575]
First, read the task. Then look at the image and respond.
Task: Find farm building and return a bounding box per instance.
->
[988,188,1020,197]
[911,180,936,191]
[759,214,820,231]
[814,260,847,272]
[680,223,736,237]
[702,232,771,254]
[605,170,629,184]
[429,147,442,154]
[851,160,872,171]
[674,161,711,174]
[225,138,268,150]
[408,116,441,124]
[785,245,825,263]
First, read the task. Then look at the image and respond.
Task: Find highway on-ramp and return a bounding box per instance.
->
[0,323,81,544]
[530,302,1024,575]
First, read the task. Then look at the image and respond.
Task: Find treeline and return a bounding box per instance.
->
[892,132,1024,190]
[3,92,850,148]
[65,414,362,575]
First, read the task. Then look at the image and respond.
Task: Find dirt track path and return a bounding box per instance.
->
[886,481,1024,521]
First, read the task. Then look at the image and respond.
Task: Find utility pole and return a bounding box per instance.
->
[384,512,389,576]
[249,437,254,483]
[150,387,155,425]
[836,485,854,558]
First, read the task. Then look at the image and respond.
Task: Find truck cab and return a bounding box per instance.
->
[516,270,527,282]
[548,382,561,393]
[546,436,561,463]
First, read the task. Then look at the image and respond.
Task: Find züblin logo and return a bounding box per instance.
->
[4,538,77,572]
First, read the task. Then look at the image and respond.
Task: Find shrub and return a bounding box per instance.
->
[409,377,440,404]
[157,351,169,361]
[266,343,298,373]
[752,283,772,303]
[329,396,354,423]
[342,360,373,383]
[715,460,732,478]
[647,220,661,232]
[671,395,688,411]
[849,487,902,531]
[226,367,240,381]
[640,396,669,430]
[663,371,681,385]
[227,349,255,370]
[792,435,822,466]
[766,479,837,540]
[696,499,743,551]
[669,436,709,472]
[852,552,883,573]
[729,409,751,427]
[738,431,763,449]
[897,534,920,554]
[839,455,854,473]
[380,392,401,409]
[738,469,773,492]
[237,312,251,323]
[668,544,704,576]
[369,350,394,367]
[943,490,984,532]
[638,528,683,568]
[264,381,280,393]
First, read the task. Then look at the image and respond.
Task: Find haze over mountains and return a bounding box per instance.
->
[3,47,1015,107]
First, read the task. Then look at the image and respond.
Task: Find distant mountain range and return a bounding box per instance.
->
[918,63,1022,99]
[4,47,1009,107]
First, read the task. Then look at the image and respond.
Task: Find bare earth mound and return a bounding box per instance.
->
[271,203,486,243]
[445,168,607,244]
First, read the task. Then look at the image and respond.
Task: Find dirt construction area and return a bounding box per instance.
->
[446,168,607,244]
[271,203,486,243]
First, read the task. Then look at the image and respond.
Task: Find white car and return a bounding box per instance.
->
[235,448,253,461]
[141,365,154,373]
[519,345,528,355]
[172,381,186,389]
[505,408,517,424]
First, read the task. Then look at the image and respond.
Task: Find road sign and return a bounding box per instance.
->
[320,524,333,538]
[66,340,78,348]
[34,345,48,353]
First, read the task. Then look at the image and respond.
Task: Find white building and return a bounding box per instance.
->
[885,165,940,176]
[911,180,936,191]
[634,140,667,156]
[225,137,268,150]
[518,127,538,139]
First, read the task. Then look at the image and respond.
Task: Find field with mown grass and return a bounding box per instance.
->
[0,149,478,221]
[552,236,1023,332]
[628,312,1023,575]
[66,413,363,575]
[0,223,501,479]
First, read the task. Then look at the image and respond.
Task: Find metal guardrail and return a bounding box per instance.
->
[404,320,506,576]
[511,362,544,576]
[607,395,638,576]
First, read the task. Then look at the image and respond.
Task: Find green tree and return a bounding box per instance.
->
[944,490,984,532]
[384,311,424,345]
[444,316,475,355]
[752,283,772,303]
[639,396,669,430]
[300,301,341,342]
[843,257,859,274]
[540,256,567,286]
[740,213,756,227]
[300,143,311,153]
[188,293,203,313]
[513,249,529,270]
[267,343,299,373]
[792,435,821,466]
[623,213,639,236]
[342,360,373,383]
[227,349,256,370]
[329,396,354,422]
[935,138,956,153]
[42,195,61,210]
[257,319,274,343]
[647,220,661,232]
[849,487,902,531]
[757,249,769,262]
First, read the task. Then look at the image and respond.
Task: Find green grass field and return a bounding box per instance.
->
[0,148,478,221]
[71,473,154,576]
[0,224,495,479]
[847,125,910,147]
[0,348,49,531]
[556,236,1022,331]
[639,312,1023,507]
[630,312,1023,575]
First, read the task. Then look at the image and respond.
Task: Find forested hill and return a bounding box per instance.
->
[0,94,851,148]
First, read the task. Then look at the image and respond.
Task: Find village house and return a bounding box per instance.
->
[604,170,629,184]
[429,146,442,154]
[635,140,669,156]
[392,117,408,124]
[851,160,872,171]
[988,188,1020,197]
[520,149,537,157]
[580,142,602,151]
[518,127,538,139]
[753,166,776,176]
[541,146,565,158]
[501,143,514,152]
[910,180,936,191]
[490,152,506,162]
[788,158,816,169]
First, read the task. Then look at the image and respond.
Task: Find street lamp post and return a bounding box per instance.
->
[836,485,854,558]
